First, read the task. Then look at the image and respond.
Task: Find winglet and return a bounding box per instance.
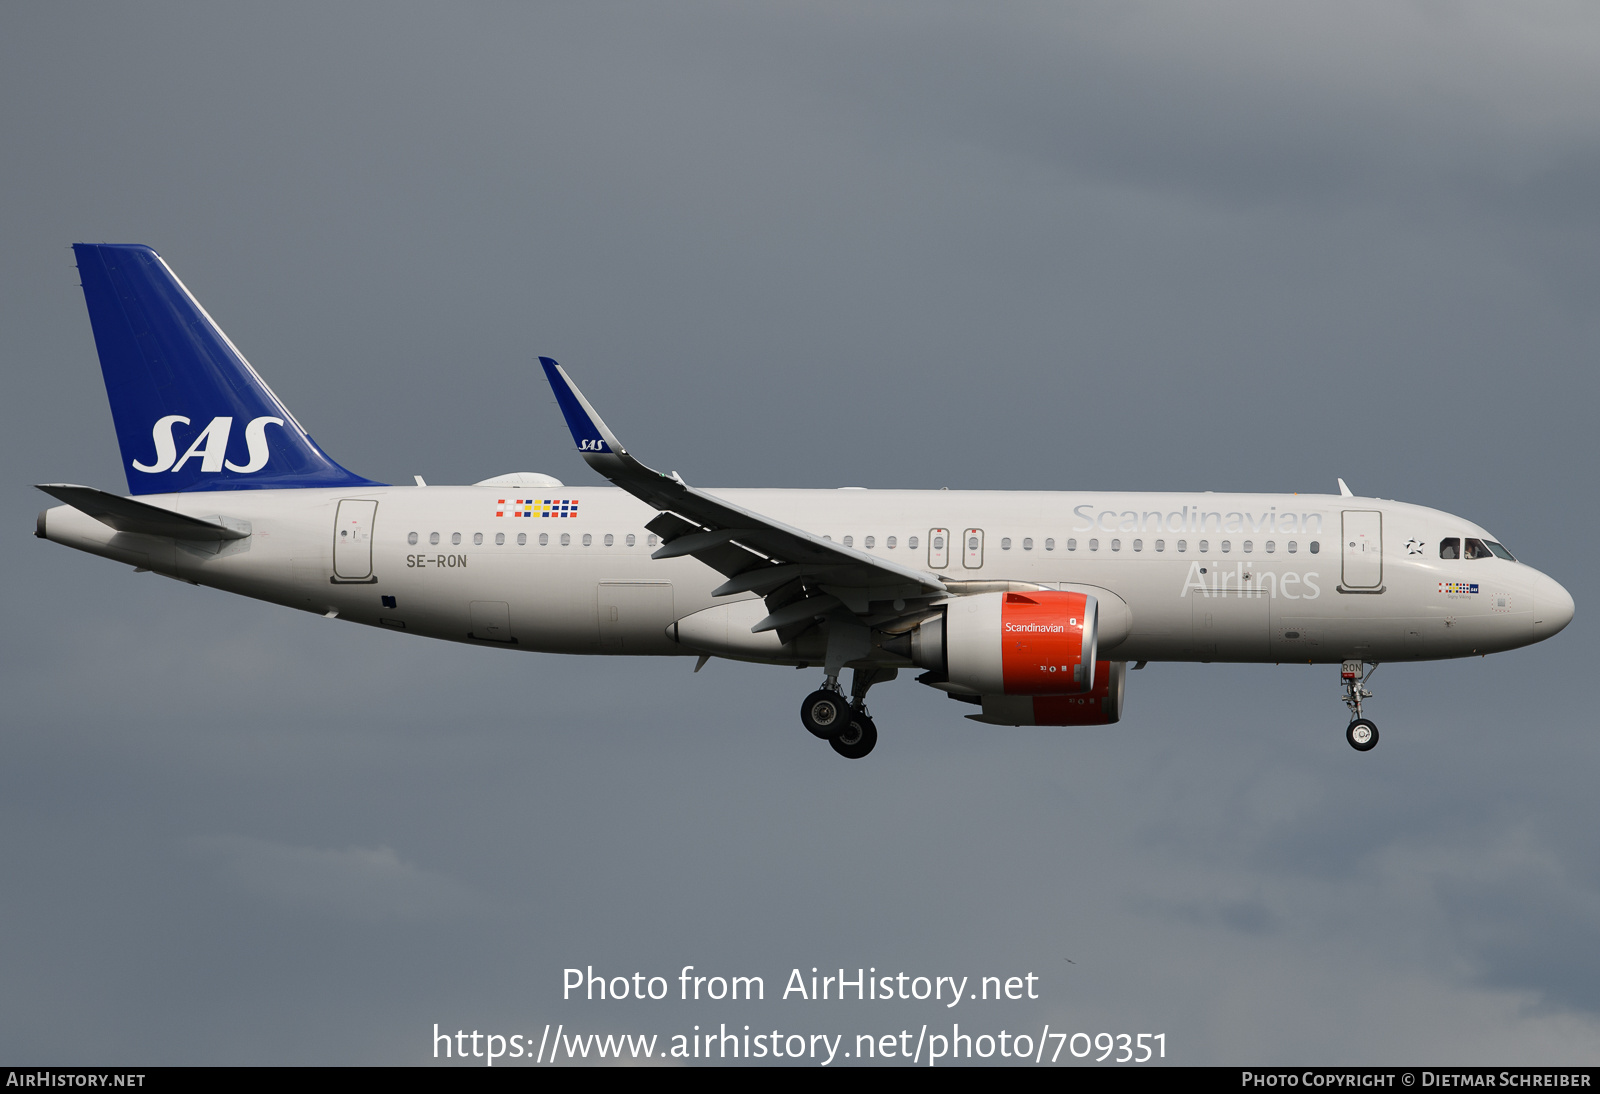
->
[539,358,623,457]
[1337,477,1354,497]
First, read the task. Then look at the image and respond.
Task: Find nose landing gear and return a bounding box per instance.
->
[1341,660,1380,751]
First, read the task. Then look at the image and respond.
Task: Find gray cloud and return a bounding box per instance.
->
[2,0,1597,1066]
[189,836,490,923]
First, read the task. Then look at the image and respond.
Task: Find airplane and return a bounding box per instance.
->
[35,244,1576,759]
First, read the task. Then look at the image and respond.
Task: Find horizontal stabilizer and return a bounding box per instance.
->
[35,484,249,541]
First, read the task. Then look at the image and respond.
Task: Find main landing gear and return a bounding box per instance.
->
[800,666,894,759]
[800,688,850,738]
[1341,659,1379,752]
[830,708,878,760]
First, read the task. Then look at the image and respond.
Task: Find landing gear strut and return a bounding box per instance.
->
[1341,660,1379,751]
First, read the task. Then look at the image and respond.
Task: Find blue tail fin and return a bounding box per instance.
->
[73,244,383,494]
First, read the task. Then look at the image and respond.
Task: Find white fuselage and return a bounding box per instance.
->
[39,485,1570,666]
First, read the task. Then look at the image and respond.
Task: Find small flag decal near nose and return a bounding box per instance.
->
[496,498,579,517]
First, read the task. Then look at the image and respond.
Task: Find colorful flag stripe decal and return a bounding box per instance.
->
[496,498,580,517]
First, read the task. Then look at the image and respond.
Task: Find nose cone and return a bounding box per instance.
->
[1533,572,1575,641]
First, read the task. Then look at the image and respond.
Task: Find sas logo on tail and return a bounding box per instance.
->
[133,415,285,475]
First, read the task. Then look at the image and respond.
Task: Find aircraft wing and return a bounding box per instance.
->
[540,358,947,639]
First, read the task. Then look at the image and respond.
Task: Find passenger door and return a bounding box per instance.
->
[1341,510,1383,590]
[332,499,378,583]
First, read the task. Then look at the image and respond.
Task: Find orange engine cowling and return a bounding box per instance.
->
[998,590,1096,694]
[911,590,1098,696]
[966,660,1128,726]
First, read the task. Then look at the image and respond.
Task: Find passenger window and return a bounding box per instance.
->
[1439,538,1460,560]
[1067,538,1077,551]
[1287,541,1298,553]
[1001,537,1012,550]
[494,532,504,545]
[473,532,483,545]
[407,532,418,545]
[429,532,440,546]
[626,533,636,547]
[1133,539,1142,552]
[1309,541,1320,554]
[1089,538,1099,551]
[1155,539,1165,552]
[1110,539,1121,551]
[647,534,658,547]
[1023,537,1033,551]
[1220,540,1231,553]
[1045,538,1055,551]
[582,533,592,547]
[1198,540,1209,553]
[560,533,571,546]
[538,533,548,546]
[887,536,897,549]
[1243,540,1252,553]
[1265,540,1275,553]
[517,533,526,545]
[1176,540,1186,552]
[452,532,462,546]
[865,536,875,549]
[604,533,614,546]
[843,536,853,547]
[1464,538,1492,560]
[908,536,918,550]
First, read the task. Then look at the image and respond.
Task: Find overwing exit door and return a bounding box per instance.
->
[333,499,378,583]
[963,528,984,569]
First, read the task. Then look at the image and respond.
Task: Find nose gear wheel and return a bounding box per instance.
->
[1346,718,1378,751]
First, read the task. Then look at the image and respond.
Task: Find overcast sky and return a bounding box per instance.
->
[2,2,1597,1066]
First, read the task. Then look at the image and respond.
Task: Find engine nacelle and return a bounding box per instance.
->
[967,660,1128,726]
[912,590,1099,695]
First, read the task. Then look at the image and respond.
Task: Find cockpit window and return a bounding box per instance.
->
[1464,538,1494,560]
[1439,538,1460,560]
[1486,541,1516,561]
